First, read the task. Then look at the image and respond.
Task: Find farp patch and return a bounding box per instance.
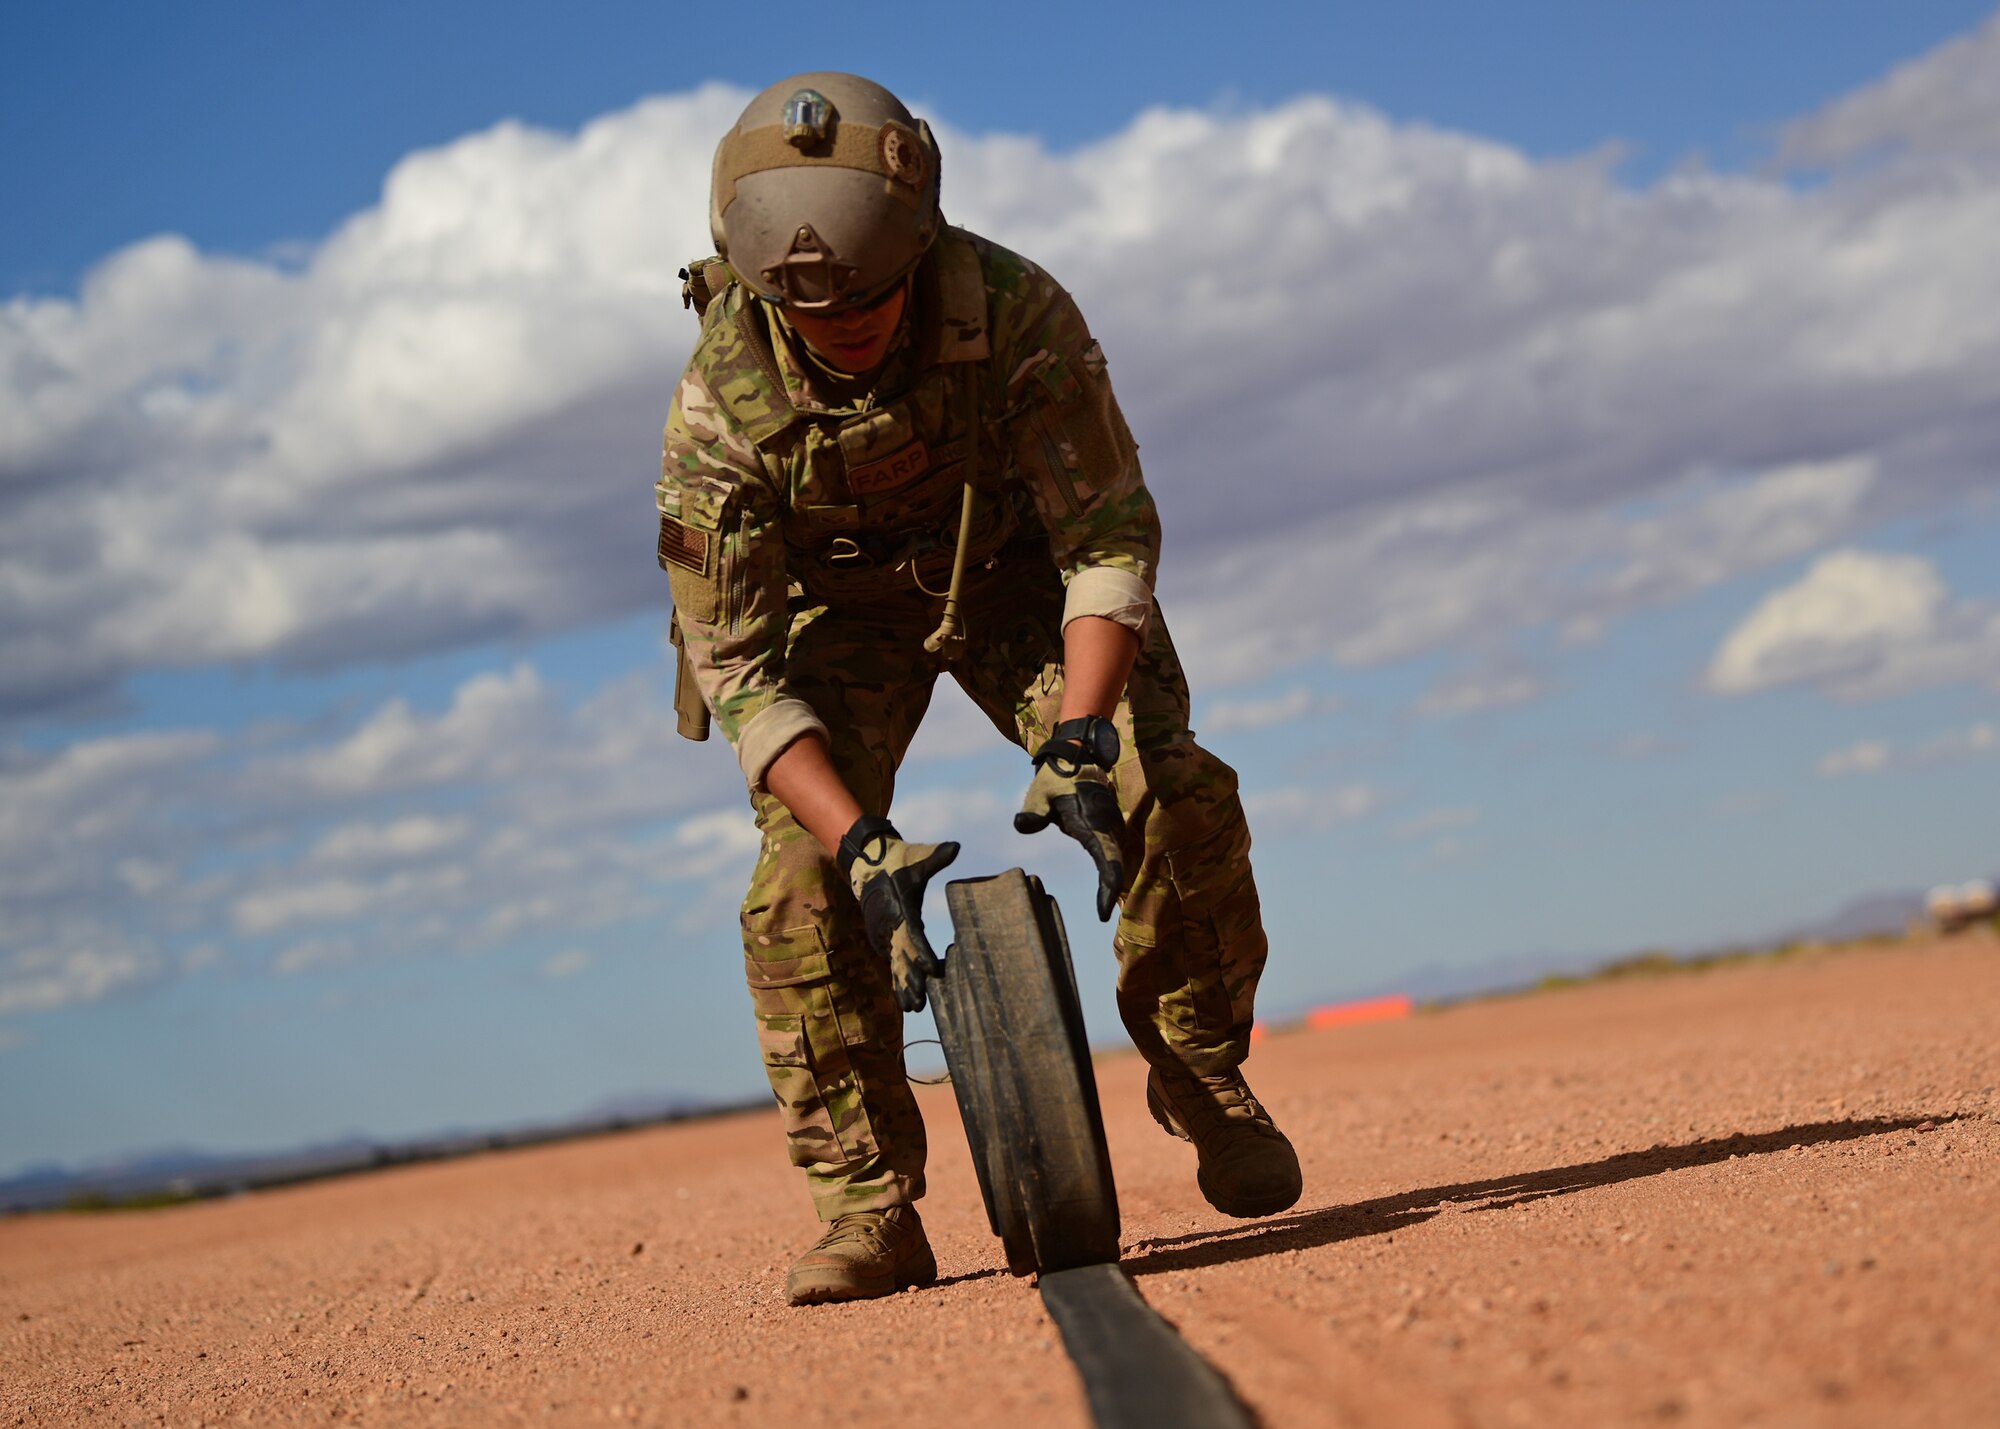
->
[847,437,930,496]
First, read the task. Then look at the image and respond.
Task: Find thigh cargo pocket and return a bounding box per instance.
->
[744,925,877,1166]
[756,1014,812,1070]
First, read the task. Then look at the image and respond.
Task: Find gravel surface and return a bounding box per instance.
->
[4,936,1996,1427]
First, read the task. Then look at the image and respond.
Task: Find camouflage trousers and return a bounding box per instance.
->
[741,554,1268,1220]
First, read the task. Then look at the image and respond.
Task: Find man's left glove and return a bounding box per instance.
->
[1015,715,1127,922]
[838,815,959,1013]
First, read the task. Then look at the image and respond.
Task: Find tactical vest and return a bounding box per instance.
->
[678,231,1034,608]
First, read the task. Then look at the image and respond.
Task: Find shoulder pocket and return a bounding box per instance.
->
[1023,341,1135,516]
[657,477,737,626]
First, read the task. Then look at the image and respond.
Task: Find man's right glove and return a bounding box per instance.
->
[838,814,959,1013]
[1014,714,1127,921]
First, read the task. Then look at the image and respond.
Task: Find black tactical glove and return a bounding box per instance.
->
[838,814,959,1013]
[1014,715,1126,921]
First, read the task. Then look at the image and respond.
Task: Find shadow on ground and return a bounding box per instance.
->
[934,1265,1010,1289]
[1121,1114,1953,1277]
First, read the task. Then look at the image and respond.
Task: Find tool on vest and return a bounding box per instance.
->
[922,382,980,660]
[921,484,976,659]
[668,609,711,741]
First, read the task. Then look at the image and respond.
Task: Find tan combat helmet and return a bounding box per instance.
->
[710,72,942,310]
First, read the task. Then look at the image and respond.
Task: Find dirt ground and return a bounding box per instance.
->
[4,936,1997,1428]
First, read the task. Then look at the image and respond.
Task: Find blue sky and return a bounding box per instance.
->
[3,3,1998,1177]
[7,0,1995,294]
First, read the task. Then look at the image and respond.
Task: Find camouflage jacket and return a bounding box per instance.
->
[657,226,1161,789]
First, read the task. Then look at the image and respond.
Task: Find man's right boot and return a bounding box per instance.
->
[784,1205,938,1306]
[1147,1064,1303,1218]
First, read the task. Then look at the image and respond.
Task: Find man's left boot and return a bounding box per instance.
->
[1147,1064,1303,1218]
[784,1205,938,1305]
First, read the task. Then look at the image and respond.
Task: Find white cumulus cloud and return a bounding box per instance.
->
[8,20,2000,1019]
[1707,549,2000,699]
[1781,12,2000,165]
[4,24,2000,718]
[1708,549,1943,693]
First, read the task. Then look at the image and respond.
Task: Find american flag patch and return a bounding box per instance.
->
[657,514,710,574]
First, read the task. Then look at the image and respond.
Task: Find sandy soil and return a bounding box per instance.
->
[4,936,1997,1428]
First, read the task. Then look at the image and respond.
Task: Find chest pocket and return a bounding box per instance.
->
[836,404,930,501]
[657,475,737,626]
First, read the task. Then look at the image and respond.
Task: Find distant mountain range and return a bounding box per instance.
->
[0,1091,751,1215]
[1304,886,1936,1013]
[0,883,1961,1214]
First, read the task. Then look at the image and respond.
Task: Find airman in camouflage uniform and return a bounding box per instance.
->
[659,73,1300,1304]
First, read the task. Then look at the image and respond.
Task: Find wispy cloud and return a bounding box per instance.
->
[1414,671,1543,718]
[1819,740,1895,777]
[1392,806,1482,840]
[1819,721,1999,777]
[266,665,556,798]
[274,937,363,977]
[0,661,746,1014]
[308,815,472,868]
[1244,782,1382,835]
[0,940,158,1017]
[1202,687,1342,735]
[1612,732,1684,761]
[539,949,591,980]
[1712,790,1781,819]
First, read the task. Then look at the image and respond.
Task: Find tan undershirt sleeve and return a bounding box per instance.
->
[736,697,832,792]
[1062,565,1155,638]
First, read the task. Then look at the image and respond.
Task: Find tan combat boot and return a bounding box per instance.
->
[1147,1065,1303,1218]
[785,1205,938,1306]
